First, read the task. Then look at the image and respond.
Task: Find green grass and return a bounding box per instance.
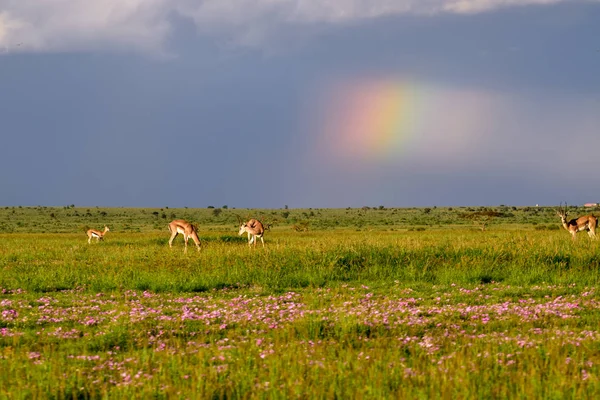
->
[1,206,600,398]
[2,230,600,293]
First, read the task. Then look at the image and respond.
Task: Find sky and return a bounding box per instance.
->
[0,0,599,208]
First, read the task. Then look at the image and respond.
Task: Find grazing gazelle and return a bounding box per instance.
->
[557,203,597,241]
[87,226,110,244]
[238,218,266,248]
[168,219,201,252]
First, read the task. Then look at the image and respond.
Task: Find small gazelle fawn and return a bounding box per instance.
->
[87,226,110,244]
[168,219,201,252]
[556,203,597,241]
[238,218,266,248]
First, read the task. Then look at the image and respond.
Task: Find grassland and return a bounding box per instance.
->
[1,205,600,398]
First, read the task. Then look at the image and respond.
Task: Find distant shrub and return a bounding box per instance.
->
[292,221,310,232]
[459,210,505,219]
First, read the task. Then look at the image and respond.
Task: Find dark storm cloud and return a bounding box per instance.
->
[0,1,599,207]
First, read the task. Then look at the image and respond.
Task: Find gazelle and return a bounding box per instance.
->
[238,218,266,248]
[87,226,110,244]
[556,203,597,241]
[168,219,201,252]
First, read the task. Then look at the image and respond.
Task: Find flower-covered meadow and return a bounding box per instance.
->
[2,281,600,398]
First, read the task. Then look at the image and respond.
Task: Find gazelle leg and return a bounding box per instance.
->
[191,235,201,252]
[260,236,264,247]
[169,232,178,248]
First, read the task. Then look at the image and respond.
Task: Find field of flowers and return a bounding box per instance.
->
[2,282,600,398]
[1,207,600,397]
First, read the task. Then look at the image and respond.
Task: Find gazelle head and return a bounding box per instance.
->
[101,226,110,240]
[556,203,568,222]
[236,215,247,236]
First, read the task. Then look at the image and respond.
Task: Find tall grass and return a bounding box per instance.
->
[1,230,599,293]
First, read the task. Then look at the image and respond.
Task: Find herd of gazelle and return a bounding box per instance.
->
[164,217,266,252]
[86,218,266,252]
[166,217,265,252]
[85,204,597,249]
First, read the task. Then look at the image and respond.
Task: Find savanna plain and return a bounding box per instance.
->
[1,205,600,399]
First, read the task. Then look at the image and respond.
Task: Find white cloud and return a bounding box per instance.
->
[0,0,589,54]
[0,0,171,53]
[443,0,562,14]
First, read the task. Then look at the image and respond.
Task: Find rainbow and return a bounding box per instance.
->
[313,78,492,165]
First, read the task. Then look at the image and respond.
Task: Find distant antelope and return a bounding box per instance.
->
[87,226,109,244]
[556,203,597,241]
[238,218,266,248]
[168,219,201,252]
